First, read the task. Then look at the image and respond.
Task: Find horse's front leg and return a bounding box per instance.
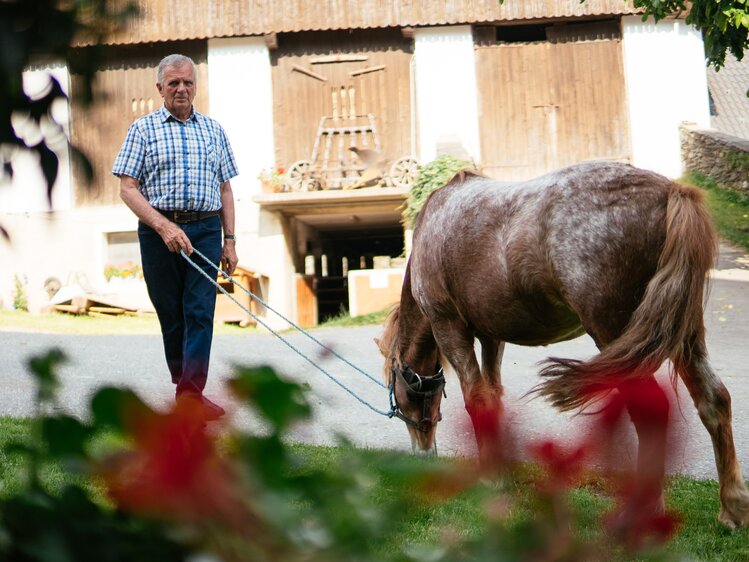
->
[472,336,506,464]
[434,323,505,469]
[611,375,669,540]
[479,337,505,389]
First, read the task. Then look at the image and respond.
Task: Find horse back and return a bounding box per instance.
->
[409,161,673,345]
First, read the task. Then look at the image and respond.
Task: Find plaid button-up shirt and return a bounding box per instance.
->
[112,105,238,211]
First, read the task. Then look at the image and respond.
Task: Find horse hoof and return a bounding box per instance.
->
[718,514,738,530]
[604,494,673,548]
[718,490,749,529]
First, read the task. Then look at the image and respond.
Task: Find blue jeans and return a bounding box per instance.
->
[138,216,222,396]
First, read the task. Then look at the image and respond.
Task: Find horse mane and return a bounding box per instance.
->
[379,305,403,386]
[443,168,486,188]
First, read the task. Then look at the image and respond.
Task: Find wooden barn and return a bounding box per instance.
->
[2,0,712,326]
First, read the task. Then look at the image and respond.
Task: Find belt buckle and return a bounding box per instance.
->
[173,211,195,223]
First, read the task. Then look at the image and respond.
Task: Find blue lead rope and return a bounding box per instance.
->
[180,248,395,418]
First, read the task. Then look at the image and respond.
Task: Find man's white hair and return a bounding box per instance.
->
[156,54,197,84]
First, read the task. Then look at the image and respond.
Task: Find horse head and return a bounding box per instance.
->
[376,307,445,454]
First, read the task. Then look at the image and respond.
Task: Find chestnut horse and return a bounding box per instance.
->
[377,161,749,529]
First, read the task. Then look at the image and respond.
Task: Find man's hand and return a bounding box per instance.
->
[118,175,193,254]
[159,221,193,255]
[221,241,238,275]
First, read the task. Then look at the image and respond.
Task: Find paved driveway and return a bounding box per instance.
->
[1,245,748,481]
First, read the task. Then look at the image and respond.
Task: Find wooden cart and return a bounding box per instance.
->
[284,113,418,191]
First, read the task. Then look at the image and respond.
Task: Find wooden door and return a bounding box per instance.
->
[296,274,317,327]
[476,24,630,181]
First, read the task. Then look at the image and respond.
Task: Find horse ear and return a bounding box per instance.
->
[373,337,385,355]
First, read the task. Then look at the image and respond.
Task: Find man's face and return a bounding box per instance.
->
[157,63,196,118]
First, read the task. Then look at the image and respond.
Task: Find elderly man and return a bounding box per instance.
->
[112,54,238,420]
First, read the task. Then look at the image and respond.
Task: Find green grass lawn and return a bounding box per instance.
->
[0,309,265,335]
[0,305,389,335]
[317,306,391,328]
[683,173,749,253]
[2,415,747,561]
[0,309,164,335]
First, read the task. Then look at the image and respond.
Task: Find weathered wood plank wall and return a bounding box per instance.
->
[271,29,413,177]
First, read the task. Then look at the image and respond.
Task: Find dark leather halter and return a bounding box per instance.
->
[389,362,446,433]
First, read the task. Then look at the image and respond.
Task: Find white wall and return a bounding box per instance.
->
[622,16,711,178]
[0,64,98,312]
[0,65,72,213]
[208,37,293,329]
[0,206,138,312]
[208,37,276,206]
[413,26,481,164]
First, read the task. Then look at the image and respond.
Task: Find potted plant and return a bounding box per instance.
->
[258,167,286,193]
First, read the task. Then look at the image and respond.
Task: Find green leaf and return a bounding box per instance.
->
[228,365,311,431]
[89,386,152,431]
[238,434,288,487]
[41,416,92,459]
[3,441,38,457]
[27,349,66,403]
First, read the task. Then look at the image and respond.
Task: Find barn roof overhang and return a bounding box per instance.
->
[84,0,640,47]
[253,186,408,232]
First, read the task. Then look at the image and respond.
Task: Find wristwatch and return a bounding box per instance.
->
[224,234,236,241]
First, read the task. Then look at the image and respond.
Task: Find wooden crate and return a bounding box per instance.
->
[214,266,267,326]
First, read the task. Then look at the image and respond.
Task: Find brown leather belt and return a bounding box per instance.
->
[156,209,220,224]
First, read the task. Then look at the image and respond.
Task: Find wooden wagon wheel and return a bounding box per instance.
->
[43,277,62,298]
[285,160,315,192]
[388,156,420,188]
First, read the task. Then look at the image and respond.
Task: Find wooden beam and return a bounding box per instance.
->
[88,306,126,315]
[310,54,368,64]
[263,32,278,50]
[349,64,386,77]
[291,64,327,82]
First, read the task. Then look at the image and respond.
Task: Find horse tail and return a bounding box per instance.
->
[535,182,718,412]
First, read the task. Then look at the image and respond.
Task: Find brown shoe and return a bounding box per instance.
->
[177,392,225,421]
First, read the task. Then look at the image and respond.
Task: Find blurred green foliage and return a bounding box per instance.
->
[12,274,28,312]
[403,155,475,227]
[684,172,749,252]
[0,349,689,561]
[0,0,137,235]
[630,0,748,68]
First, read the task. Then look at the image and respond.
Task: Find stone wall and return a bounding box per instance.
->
[681,124,749,193]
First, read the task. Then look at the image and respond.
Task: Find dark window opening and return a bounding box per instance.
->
[301,225,404,323]
[488,19,621,45]
[496,24,547,43]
